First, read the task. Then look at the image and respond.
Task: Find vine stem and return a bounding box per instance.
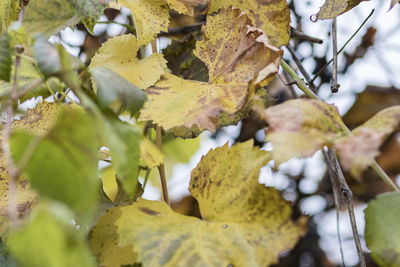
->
[331,18,340,93]
[150,40,170,204]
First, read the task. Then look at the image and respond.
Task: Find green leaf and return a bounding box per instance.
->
[0,239,17,267]
[90,67,147,115]
[33,34,62,78]
[315,0,367,20]
[89,34,167,90]
[68,0,106,34]
[23,0,77,37]
[7,203,96,267]
[0,32,11,82]
[10,106,99,216]
[0,0,19,34]
[208,0,291,47]
[365,192,400,267]
[103,140,305,267]
[109,0,170,45]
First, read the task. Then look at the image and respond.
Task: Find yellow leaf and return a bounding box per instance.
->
[101,166,119,203]
[139,73,248,137]
[208,0,291,47]
[0,102,60,231]
[194,8,282,85]
[140,137,164,169]
[314,0,367,20]
[89,34,167,90]
[334,105,400,177]
[139,8,282,137]
[164,0,208,16]
[262,99,347,166]
[110,140,304,266]
[110,0,170,45]
[90,208,137,267]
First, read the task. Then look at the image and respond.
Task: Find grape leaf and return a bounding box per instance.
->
[107,140,304,267]
[33,34,62,78]
[90,67,147,115]
[90,208,137,267]
[89,34,167,90]
[390,0,399,10]
[261,99,400,177]
[139,8,282,137]
[334,105,400,177]
[365,192,400,267]
[208,0,291,47]
[164,0,208,16]
[23,0,78,37]
[10,106,99,216]
[315,0,367,20]
[0,32,11,82]
[0,0,19,34]
[68,0,106,34]
[110,0,170,45]
[8,204,96,267]
[140,137,164,169]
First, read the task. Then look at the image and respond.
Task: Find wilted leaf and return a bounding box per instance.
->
[8,204,96,267]
[263,99,347,166]
[90,67,147,115]
[140,138,164,169]
[334,106,400,177]
[10,106,99,216]
[208,0,291,47]
[365,192,400,267]
[164,0,208,16]
[23,0,77,36]
[0,0,19,34]
[390,0,399,10]
[140,8,282,137]
[113,141,304,267]
[90,208,137,267]
[315,0,366,20]
[140,73,249,137]
[89,34,167,89]
[343,85,400,129]
[110,0,170,45]
[0,32,11,82]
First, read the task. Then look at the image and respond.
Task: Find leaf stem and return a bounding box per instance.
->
[156,125,169,204]
[331,18,340,93]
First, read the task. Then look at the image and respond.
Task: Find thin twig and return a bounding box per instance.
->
[290,27,323,44]
[331,19,340,93]
[286,44,317,93]
[324,149,366,267]
[310,9,374,84]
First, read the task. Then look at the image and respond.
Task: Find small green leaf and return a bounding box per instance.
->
[10,106,99,216]
[7,203,96,267]
[33,34,62,78]
[0,32,11,82]
[91,67,147,115]
[68,0,106,34]
[365,192,400,267]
